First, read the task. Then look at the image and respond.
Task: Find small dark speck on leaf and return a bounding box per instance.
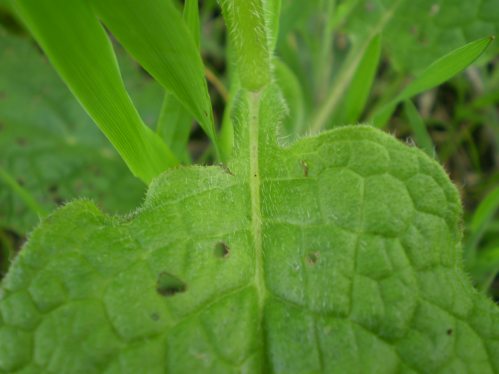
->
[214,242,230,258]
[447,328,453,336]
[16,138,28,147]
[150,312,160,321]
[156,272,187,297]
[307,252,320,266]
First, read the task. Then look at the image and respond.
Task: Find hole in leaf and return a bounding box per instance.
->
[156,272,187,297]
[306,252,320,266]
[214,242,230,258]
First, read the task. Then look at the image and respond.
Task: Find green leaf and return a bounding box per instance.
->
[347,0,499,74]
[371,36,494,127]
[155,0,203,164]
[156,94,193,164]
[14,0,177,184]
[183,0,201,48]
[274,58,305,139]
[1,83,499,372]
[91,0,217,149]
[465,187,499,262]
[336,34,382,125]
[403,100,435,158]
[0,28,153,234]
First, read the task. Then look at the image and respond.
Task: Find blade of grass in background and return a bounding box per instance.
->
[156,0,201,164]
[92,0,219,156]
[403,100,435,158]
[0,167,47,219]
[310,1,400,132]
[471,245,499,293]
[371,36,495,128]
[336,34,381,125]
[15,0,177,184]
[274,58,305,138]
[465,186,499,263]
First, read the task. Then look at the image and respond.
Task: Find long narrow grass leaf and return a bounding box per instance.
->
[184,0,201,48]
[372,36,494,128]
[156,94,193,164]
[0,167,47,218]
[337,34,381,125]
[403,100,435,158]
[15,0,177,184]
[465,187,499,262]
[91,0,217,149]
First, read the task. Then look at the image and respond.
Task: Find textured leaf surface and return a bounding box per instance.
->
[0,29,162,234]
[347,0,499,73]
[1,84,498,373]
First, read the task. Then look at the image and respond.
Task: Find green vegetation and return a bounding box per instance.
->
[0,0,498,372]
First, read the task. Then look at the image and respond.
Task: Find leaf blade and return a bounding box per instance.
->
[14,0,177,183]
[91,0,217,147]
[371,36,494,127]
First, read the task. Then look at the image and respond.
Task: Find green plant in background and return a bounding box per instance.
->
[0,0,499,372]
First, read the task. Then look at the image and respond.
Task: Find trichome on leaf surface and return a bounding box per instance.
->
[0,0,499,373]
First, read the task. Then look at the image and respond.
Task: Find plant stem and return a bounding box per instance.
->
[205,67,229,102]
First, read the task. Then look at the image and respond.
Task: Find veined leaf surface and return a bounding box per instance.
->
[1,85,498,373]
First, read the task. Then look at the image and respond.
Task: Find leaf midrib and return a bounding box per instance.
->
[249,90,267,310]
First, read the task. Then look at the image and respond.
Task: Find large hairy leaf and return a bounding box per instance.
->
[1,85,498,373]
[0,28,162,234]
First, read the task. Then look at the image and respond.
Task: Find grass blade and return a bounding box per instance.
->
[91,0,217,151]
[465,187,499,263]
[337,34,381,125]
[184,0,200,48]
[372,36,494,127]
[155,0,202,164]
[15,0,177,184]
[403,100,435,158]
[0,167,47,219]
[156,94,193,164]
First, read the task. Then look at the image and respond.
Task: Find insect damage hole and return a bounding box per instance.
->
[306,252,320,266]
[156,272,187,297]
[214,242,230,258]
